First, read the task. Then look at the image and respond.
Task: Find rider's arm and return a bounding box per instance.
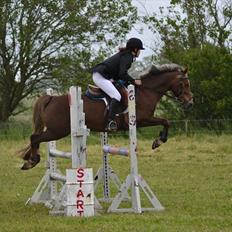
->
[118,54,135,84]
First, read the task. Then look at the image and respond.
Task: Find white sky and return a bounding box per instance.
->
[128,0,171,59]
[128,0,231,59]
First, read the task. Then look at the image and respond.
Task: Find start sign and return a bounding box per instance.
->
[66,168,94,217]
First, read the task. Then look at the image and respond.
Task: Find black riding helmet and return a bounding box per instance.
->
[126,38,145,50]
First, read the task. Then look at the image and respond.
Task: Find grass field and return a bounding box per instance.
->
[0,133,232,232]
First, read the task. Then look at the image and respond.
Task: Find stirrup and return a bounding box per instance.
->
[107,120,117,131]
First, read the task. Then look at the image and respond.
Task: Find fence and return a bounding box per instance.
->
[1,119,232,140]
[169,119,232,135]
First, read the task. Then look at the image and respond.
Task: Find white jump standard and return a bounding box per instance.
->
[108,84,164,213]
[27,86,96,217]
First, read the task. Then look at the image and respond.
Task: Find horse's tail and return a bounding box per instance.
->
[18,95,53,160]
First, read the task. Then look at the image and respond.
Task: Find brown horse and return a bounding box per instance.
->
[19,64,193,170]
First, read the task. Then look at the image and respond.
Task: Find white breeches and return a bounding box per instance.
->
[92,72,121,101]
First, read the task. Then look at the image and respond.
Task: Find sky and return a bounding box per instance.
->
[129,0,231,59]
[128,0,171,59]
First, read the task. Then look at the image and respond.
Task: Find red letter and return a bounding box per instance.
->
[77,168,84,178]
[76,200,84,210]
[76,189,84,198]
[77,210,84,216]
[77,179,84,188]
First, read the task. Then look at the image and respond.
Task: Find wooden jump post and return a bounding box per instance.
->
[27,86,99,216]
[95,85,165,213]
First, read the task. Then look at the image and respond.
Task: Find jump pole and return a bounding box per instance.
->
[108,84,165,213]
[94,132,130,203]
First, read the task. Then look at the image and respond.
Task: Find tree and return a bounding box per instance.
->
[0,0,138,121]
[144,0,231,56]
[143,0,232,120]
[180,44,232,119]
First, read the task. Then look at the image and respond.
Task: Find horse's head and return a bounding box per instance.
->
[140,64,193,110]
[170,67,193,110]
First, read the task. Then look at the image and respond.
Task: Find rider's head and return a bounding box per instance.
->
[126,38,145,57]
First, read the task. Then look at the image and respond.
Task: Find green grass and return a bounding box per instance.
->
[0,134,232,232]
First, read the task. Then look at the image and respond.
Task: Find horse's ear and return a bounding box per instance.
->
[183,67,188,74]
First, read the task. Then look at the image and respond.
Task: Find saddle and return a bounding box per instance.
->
[85,83,128,113]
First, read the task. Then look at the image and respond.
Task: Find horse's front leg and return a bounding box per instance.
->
[152,126,169,150]
[137,117,170,150]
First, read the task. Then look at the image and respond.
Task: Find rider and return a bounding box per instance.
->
[91,37,144,131]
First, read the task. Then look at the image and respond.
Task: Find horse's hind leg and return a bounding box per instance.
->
[21,129,67,170]
[21,135,41,170]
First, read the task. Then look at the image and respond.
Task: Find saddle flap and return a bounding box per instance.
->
[117,85,128,108]
[86,83,128,112]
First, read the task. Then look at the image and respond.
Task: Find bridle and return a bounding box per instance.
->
[164,76,189,103]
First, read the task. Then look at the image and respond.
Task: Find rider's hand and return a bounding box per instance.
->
[134,79,142,85]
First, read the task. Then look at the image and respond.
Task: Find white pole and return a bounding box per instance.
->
[128,84,141,213]
[69,86,87,168]
[46,88,58,200]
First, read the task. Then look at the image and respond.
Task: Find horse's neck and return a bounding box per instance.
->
[158,72,177,90]
[135,86,162,111]
[135,72,179,112]
[141,72,175,94]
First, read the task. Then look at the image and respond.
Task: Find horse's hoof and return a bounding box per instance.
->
[21,163,30,170]
[21,154,40,170]
[152,139,163,150]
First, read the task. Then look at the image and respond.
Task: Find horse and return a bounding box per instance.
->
[19,64,193,170]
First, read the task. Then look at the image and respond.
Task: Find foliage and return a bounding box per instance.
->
[144,0,232,52]
[0,0,138,121]
[179,45,232,119]
[143,0,232,120]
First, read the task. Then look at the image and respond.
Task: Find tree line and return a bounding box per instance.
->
[0,0,231,122]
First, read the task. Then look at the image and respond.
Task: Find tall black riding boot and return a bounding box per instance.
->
[107,98,120,131]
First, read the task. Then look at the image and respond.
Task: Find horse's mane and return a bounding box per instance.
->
[140,63,184,78]
[150,63,184,73]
